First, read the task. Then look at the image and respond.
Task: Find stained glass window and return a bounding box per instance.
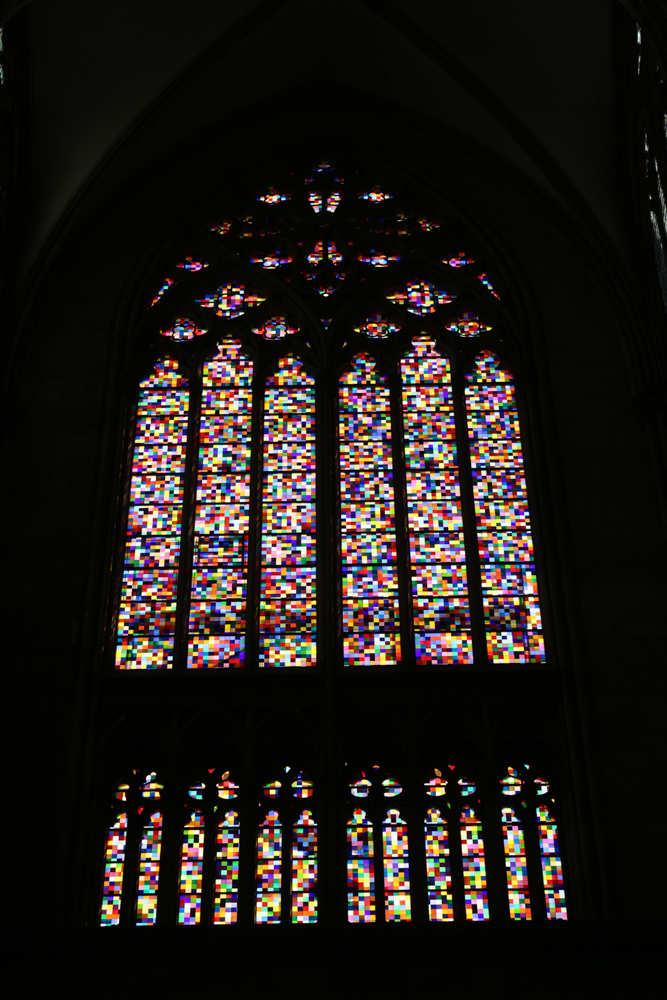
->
[100,813,128,926]
[460,807,489,921]
[214,810,241,924]
[113,162,547,672]
[382,809,411,921]
[136,811,163,925]
[424,808,453,921]
[178,811,205,925]
[292,810,318,923]
[347,808,375,922]
[537,804,568,919]
[255,810,282,923]
[502,807,531,920]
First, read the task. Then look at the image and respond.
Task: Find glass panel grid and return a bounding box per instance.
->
[116,360,189,669]
[401,337,472,664]
[347,809,376,922]
[291,810,318,923]
[465,352,546,664]
[178,812,205,925]
[460,807,489,921]
[537,805,568,919]
[424,808,453,921]
[255,811,282,923]
[188,340,253,669]
[214,810,240,924]
[340,355,400,666]
[100,813,128,926]
[383,810,411,921]
[136,812,163,926]
[502,806,531,920]
[259,357,317,667]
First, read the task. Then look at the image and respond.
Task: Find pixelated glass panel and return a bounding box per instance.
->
[187,340,253,669]
[218,772,239,799]
[292,810,318,924]
[115,359,189,670]
[291,773,314,798]
[383,810,411,922]
[178,812,205,926]
[252,317,299,339]
[382,778,402,797]
[460,807,489,921]
[255,811,282,924]
[340,355,400,667]
[214,811,240,925]
[100,813,128,926]
[425,769,447,797]
[160,318,207,341]
[502,807,532,920]
[387,280,455,315]
[445,313,492,338]
[537,805,568,920]
[263,781,281,799]
[351,778,372,798]
[501,766,523,796]
[140,772,163,798]
[135,812,163,926]
[446,252,476,267]
[353,314,402,339]
[196,283,265,319]
[259,356,317,668]
[476,273,500,298]
[347,809,376,923]
[401,337,471,665]
[424,808,453,921]
[465,352,545,664]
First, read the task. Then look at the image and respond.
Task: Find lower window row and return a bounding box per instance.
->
[99,763,568,926]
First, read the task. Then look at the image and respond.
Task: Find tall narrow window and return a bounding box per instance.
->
[460,806,489,921]
[401,336,470,664]
[135,811,163,925]
[188,339,253,668]
[291,809,318,923]
[214,810,241,924]
[424,807,452,921]
[339,354,399,666]
[100,813,128,926]
[116,360,189,669]
[537,804,568,920]
[259,356,317,667]
[465,352,545,663]
[178,811,205,925]
[382,809,411,921]
[255,810,282,923]
[347,808,376,922]
[502,807,531,920]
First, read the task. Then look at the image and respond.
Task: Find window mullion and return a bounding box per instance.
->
[451,369,487,666]
[173,372,202,673]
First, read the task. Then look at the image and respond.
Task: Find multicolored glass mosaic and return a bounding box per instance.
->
[178,812,205,925]
[116,359,189,670]
[447,252,476,267]
[308,191,323,213]
[353,314,401,339]
[258,355,317,668]
[383,810,411,921]
[214,810,240,924]
[339,354,400,666]
[476,272,500,298]
[291,773,313,798]
[537,805,568,919]
[327,191,341,212]
[502,807,532,920]
[357,250,401,266]
[465,352,545,663]
[188,340,253,669]
[140,772,163,798]
[292,810,318,923]
[135,812,162,926]
[445,313,492,338]
[500,766,523,795]
[175,257,208,271]
[387,280,455,315]
[401,337,472,664]
[460,807,489,921]
[347,809,376,922]
[351,777,372,797]
[159,318,207,341]
[218,772,239,799]
[359,188,393,202]
[382,778,402,797]
[252,317,299,340]
[150,277,174,305]
[425,769,447,796]
[249,251,293,268]
[425,808,453,921]
[196,283,265,319]
[100,813,128,926]
[257,187,290,204]
[255,810,282,924]
[263,781,281,798]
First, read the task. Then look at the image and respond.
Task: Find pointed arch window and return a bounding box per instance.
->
[110,159,547,671]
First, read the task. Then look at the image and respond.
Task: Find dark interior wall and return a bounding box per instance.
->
[5,95,665,974]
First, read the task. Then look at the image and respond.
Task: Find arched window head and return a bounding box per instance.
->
[111,159,547,672]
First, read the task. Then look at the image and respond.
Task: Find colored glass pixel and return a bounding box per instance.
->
[359,188,393,202]
[257,187,289,204]
[175,257,208,271]
[259,356,317,668]
[100,813,128,926]
[447,252,475,267]
[401,337,472,664]
[425,769,447,796]
[292,810,318,923]
[502,807,532,920]
[116,359,189,670]
[196,283,265,318]
[425,808,453,921]
[188,340,253,668]
[476,272,500,298]
[537,805,568,919]
[460,807,489,921]
[214,811,240,924]
[255,810,282,923]
[465,352,545,664]
[249,251,293,268]
[136,812,162,925]
[357,251,401,266]
[383,810,411,921]
[339,354,400,666]
[501,766,523,795]
[387,280,455,315]
[178,812,205,925]
[291,773,314,798]
[150,277,174,305]
[347,809,376,922]
[353,314,401,339]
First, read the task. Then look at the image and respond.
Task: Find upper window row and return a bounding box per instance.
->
[111,162,545,670]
